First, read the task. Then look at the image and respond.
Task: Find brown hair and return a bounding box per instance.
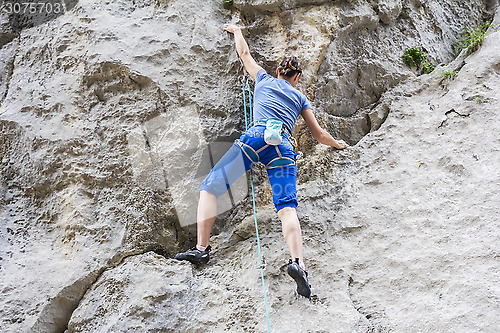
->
[278,56,303,78]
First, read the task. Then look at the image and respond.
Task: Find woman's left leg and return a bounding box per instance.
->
[198,142,253,247]
[197,190,217,248]
[175,142,253,265]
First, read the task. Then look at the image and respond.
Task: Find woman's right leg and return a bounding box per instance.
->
[266,164,305,268]
[268,165,311,297]
[278,206,305,270]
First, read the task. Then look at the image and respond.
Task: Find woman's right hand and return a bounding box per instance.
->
[333,140,349,150]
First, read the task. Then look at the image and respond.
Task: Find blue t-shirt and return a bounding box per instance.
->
[253,69,312,132]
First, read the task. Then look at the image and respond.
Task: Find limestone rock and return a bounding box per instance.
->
[234,0,332,12]
[378,0,403,24]
[66,252,196,332]
[0,12,17,48]
[314,0,490,143]
[331,20,500,332]
[0,0,499,332]
[0,37,17,102]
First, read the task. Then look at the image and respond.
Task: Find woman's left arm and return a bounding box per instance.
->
[223,24,262,79]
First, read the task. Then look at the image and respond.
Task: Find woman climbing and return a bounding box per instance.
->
[175,23,349,298]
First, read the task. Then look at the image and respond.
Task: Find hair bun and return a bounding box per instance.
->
[278,56,302,78]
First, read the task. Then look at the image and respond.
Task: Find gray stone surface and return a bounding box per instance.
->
[378,0,403,24]
[0,0,499,332]
[314,0,491,142]
[67,252,197,333]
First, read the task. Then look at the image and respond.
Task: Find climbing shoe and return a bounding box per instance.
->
[287,258,311,298]
[174,245,211,265]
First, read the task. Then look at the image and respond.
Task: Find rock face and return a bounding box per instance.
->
[67,252,196,332]
[1,0,499,332]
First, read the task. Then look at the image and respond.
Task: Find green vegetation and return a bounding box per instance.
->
[454,22,495,56]
[403,47,435,75]
[439,70,457,83]
[476,96,484,103]
[223,0,233,8]
[422,60,435,74]
[403,47,426,67]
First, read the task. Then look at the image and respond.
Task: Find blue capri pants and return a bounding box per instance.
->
[200,125,299,212]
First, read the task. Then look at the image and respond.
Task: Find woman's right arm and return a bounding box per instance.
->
[301,109,349,149]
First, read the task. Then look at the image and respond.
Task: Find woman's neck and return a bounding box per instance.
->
[277,75,296,87]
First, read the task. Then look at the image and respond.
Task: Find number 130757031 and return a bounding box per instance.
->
[1,1,64,15]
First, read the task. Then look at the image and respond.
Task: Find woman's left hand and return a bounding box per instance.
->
[223,24,244,34]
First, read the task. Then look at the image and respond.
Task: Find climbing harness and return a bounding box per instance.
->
[235,139,297,170]
[239,54,272,333]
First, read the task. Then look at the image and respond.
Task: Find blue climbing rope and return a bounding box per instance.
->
[242,73,271,333]
[246,79,253,124]
[242,81,248,129]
